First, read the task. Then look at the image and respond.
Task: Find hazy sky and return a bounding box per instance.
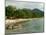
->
[6,0,44,11]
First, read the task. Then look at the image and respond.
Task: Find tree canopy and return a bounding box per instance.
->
[5,6,44,19]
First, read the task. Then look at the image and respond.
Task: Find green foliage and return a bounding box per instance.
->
[5,6,44,19]
[5,6,16,17]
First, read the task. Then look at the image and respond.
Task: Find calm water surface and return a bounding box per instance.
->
[5,18,44,35]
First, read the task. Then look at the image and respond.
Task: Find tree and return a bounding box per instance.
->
[5,5,16,19]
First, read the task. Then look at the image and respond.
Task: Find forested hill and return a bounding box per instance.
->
[5,6,44,19]
[32,8,44,18]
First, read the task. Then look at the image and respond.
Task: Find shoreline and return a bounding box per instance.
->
[5,18,43,24]
[5,19,32,24]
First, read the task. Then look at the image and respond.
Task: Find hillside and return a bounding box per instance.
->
[5,6,44,19]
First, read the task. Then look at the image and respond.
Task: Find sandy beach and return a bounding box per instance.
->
[5,19,32,24]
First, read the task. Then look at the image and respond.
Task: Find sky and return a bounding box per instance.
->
[6,0,44,11]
